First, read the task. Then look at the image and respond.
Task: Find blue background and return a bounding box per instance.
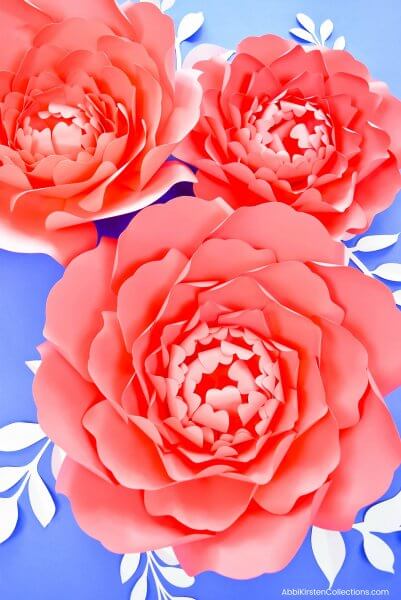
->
[1,1,401,598]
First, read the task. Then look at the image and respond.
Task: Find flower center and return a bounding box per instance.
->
[229,94,334,191]
[260,97,331,155]
[157,324,286,458]
[10,91,121,174]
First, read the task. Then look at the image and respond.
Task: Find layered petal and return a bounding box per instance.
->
[83,401,171,489]
[57,458,209,554]
[33,343,108,479]
[145,476,254,532]
[314,388,401,530]
[175,491,325,578]
[45,238,117,379]
[313,265,401,395]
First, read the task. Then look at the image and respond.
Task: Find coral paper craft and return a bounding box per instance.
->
[175,35,401,239]
[33,197,401,579]
[0,0,200,264]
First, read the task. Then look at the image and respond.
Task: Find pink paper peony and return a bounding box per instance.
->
[175,35,401,239]
[0,0,201,263]
[34,197,401,578]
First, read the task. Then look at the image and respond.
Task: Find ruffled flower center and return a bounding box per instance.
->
[227,94,334,191]
[150,322,292,460]
[10,91,122,170]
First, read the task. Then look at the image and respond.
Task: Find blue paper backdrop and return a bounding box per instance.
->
[1,1,401,598]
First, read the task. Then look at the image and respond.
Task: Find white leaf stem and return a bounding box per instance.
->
[346,249,375,278]
[154,546,179,566]
[372,263,401,282]
[130,566,148,600]
[121,553,141,584]
[28,470,56,527]
[296,13,316,34]
[351,233,399,253]
[158,565,195,588]
[25,360,41,375]
[0,422,46,452]
[356,528,395,574]
[333,36,346,50]
[393,290,401,306]
[161,0,175,11]
[176,12,205,44]
[320,19,334,44]
[0,466,27,493]
[289,27,316,44]
[360,491,401,534]
[10,439,52,504]
[311,527,346,588]
[0,497,19,543]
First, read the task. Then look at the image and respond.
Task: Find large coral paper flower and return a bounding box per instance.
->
[0,0,201,263]
[175,35,401,239]
[34,197,401,578]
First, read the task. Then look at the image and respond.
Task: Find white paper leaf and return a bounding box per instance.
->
[158,566,195,588]
[161,0,175,11]
[0,497,19,543]
[372,263,401,281]
[333,36,346,50]
[120,553,141,584]
[183,43,234,69]
[363,491,401,533]
[130,569,148,600]
[393,290,401,306]
[0,466,26,493]
[296,13,316,33]
[154,547,179,566]
[176,12,204,43]
[28,470,56,527]
[0,422,46,452]
[25,360,41,375]
[140,0,160,6]
[311,527,346,588]
[289,28,315,44]
[353,233,399,252]
[51,445,66,479]
[320,19,334,43]
[362,531,395,573]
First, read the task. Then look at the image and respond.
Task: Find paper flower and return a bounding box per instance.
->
[33,197,401,579]
[175,35,401,239]
[0,0,201,264]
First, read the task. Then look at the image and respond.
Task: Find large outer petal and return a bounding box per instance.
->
[371,86,401,164]
[175,490,325,578]
[144,476,254,532]
[0,209,97,266]
[33,343,108,480]
[30,0,133,36]
[211,203,345,265]
[318,318,368,428]
[113,196,232,289]
[312,264,401,395]
[117,248,188,350]
[252,261,344,323]
[123,1,175,94]
[57,458,210,554]
[44,238,117,379]
[237,34,296,66]
[314,388,401,530]
[83,401,171,489]
[88,312,132,408]
[254,414,339,515]
[0,0,51,71]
